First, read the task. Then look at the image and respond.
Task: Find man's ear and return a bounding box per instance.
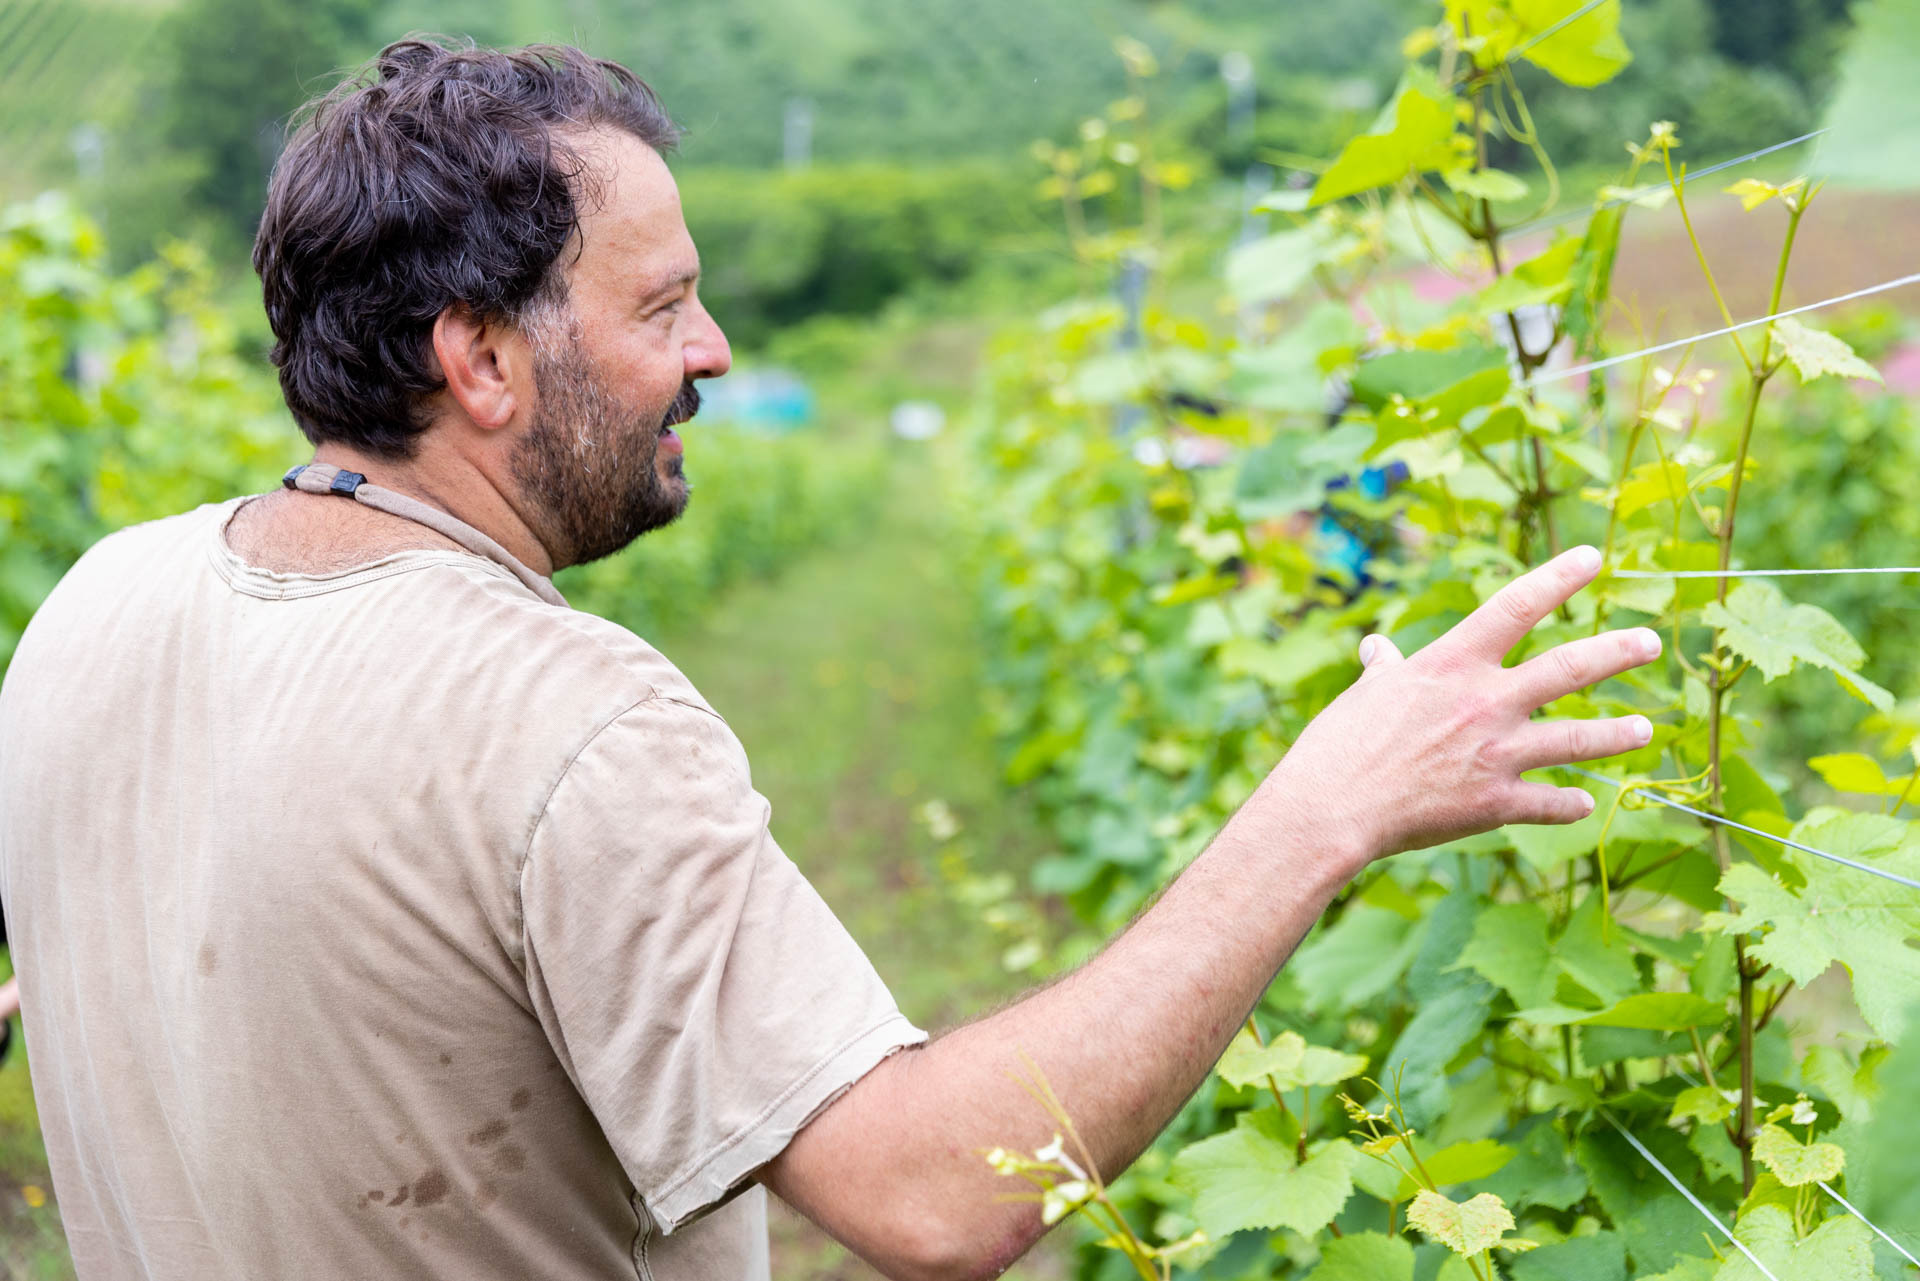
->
[430,305,534,433]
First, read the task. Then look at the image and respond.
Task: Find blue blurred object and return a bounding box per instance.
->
[697,368,815,431]
[1318,461,1410,586]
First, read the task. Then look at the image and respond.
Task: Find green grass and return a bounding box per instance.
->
[0,952,68,1281]
[649,448,1054,1028]
[644,449,1068,1278]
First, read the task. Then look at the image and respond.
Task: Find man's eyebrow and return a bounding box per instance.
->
[647,266,701,295]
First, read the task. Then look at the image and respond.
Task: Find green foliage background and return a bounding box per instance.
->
[0,193,883,678]
[960,3,1920,1278]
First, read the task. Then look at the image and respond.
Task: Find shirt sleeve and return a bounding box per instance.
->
[518,695,926,1232]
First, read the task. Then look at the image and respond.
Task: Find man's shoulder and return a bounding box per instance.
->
[508,599,714,713]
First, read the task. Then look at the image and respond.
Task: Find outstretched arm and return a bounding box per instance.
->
[760,545,1661,1281]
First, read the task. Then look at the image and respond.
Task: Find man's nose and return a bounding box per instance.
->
[685,303,732,381]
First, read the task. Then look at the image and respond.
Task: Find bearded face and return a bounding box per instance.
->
[509,303,700,569]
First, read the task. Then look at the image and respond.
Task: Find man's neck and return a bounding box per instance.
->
[307,442,558,578]
[223,441,558,580]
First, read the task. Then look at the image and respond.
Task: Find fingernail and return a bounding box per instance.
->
[1635,628,1663,660]
[1631,715,1653,744]
[1569,545,1602,573]
[1358,635,1379,666]
[1577,790,1596,816]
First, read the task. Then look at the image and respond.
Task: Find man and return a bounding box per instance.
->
[0,37,1661,1281]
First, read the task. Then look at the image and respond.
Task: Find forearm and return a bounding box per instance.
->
[765,548,1656,1280]
[764,783,1365,1279]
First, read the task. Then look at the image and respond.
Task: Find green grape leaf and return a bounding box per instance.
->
[1311,78,1460,205]
[1714,1205,1875,1281]
[1604,459,1689,520]
[1407,1189,1515,1255]
[1291,906,1424,1011]
[1216,1028,1369,1092]
[1227,226,1329,305]
[1771,317,1883,385]
[1311,1231,1415,1281]
[1700,581,1892,712]
[1509,808,1603,870]
[1454,900,1557,1007]
[1750,1124,1845,1187]
[1477,234,1580,312]
[1509,1232,1627,1281]
[1725,177,1807,212]
[1803,1043,1888,1121]
[1384,981,1494,1128]
[1235,421,1375,520]
[1169,1115,1359,1239]
[1670,1085,1739,1126]
[1642,1258,1719,1281]
[1554,890,1640,1006]
[1350,344,1512,419]
[1704,827,1920,1041]
[1807,752,1903,796]
[1577,992,1727,1030]
[1483,1120,1590,1212]
[1577,1129,1708,1273]
[1443,167,1530,202]
[1393,1139,1516,1199]
[1218,624,1353,691]
[1563,204,1626,356]
[1508,0,1632,86]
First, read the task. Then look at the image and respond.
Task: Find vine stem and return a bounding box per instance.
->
[1242,1016,1306,1161]
[1467,69,1560,562]
[1690,171,1810,1198]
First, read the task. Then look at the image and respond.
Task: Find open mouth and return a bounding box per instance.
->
[661,383,701,435]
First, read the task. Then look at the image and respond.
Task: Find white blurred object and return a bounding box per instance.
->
[1496,303,1562,371]
[1131,436,1170,467]
[890,401,946,441]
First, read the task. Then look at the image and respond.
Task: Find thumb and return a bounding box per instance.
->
[1357,633,1404,670]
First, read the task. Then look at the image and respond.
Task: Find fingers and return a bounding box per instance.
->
[1509,628,1663,707]
[1509,714,1655,771]
[1446,544,1603,663]
[1358,633,1404,669]
[1505,781,1598,826]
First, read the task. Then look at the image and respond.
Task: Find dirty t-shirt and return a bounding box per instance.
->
[0,496,926,1280]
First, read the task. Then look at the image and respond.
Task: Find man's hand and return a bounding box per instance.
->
[1263,543,1657,862]
[761,543,1661,1281]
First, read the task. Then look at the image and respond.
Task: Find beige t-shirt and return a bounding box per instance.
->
[0,495,925,1280]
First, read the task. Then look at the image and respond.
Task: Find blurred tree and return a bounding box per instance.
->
[1704,0,1852,88]
[154,0,376,249]
[1505,0,1847,173]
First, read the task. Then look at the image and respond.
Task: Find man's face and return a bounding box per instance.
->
[509,130,731,569]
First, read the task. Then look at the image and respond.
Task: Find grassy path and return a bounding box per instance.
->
[648,450,1065,1278]
[0,448,1064,1279]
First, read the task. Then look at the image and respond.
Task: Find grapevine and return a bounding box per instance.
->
[971,3,1920,1276]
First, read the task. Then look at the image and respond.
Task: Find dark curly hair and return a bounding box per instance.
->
[253,37,679,460]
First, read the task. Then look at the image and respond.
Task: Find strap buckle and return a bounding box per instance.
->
[280,464,367,496]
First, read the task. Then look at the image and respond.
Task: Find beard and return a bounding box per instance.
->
[509,320,699,569]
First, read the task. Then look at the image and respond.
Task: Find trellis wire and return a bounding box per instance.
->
[1609,566,1920,579]
[1524,271,1920,388]
[1563,766,1920,892]
[1601,1112,1783,1280]
[1506,128,1830,238]
[1670,1069,1917,1263]
[1817,1180,1920,1268]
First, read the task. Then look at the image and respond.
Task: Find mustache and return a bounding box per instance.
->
[661,382,700,430]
